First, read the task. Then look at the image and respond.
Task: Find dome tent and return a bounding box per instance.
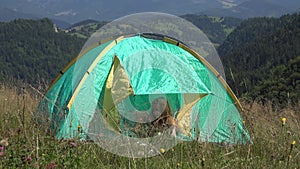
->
[35,33,251,144]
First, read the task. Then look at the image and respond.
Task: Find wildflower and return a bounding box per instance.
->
[42,153,45,157]
[160,148,165,154]
[78,125,81,132]
[70,142,76,147]
[0,145,4,158]
[0,139,8,146]
[201,157,205,167]
[290,140,296,150]
[177,163,181,167]
[242,120,245,125]
[46,162,57,169]
[282,118,286,126]
[27,156,32,162]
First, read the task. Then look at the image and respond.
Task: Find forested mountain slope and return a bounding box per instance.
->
[69,15,242,45]
[181,14,242,45]
[220,13,300,106]
[0,18,85,84]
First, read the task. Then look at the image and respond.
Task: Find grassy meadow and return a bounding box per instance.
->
[0,84,299,168]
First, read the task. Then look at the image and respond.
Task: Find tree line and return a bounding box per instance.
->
[0,18,85,84]
[219,13,300,107]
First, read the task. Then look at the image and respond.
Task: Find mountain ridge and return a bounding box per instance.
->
[1,0,299,23]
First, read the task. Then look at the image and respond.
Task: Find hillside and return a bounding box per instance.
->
[218,15,294,56]
[219,13,300,106]
[69,15,242,45]
[67,20,107,39]
[1,0,299,23]
[0,8,72,29]
[202,0,300,18]
[181,15,242,45]
[0,18,85,85]
[0,0,245,23]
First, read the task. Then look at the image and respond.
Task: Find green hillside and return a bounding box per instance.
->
[218,15,294,56]
[0,14,299,107]
[67,20,107,39]
[220,13,300,106]
[0,18,85,84]
[181,15,242,45]
[69,15,242,45]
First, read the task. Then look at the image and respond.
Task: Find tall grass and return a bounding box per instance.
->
[0,84,299,168]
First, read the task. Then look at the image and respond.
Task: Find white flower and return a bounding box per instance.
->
[0,139,8,146]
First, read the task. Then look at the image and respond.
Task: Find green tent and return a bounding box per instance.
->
[35,33,251,144]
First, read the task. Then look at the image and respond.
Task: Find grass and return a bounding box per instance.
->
[0,84,299,168]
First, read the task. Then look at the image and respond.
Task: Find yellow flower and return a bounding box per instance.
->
[177,163,181,167]
[160,148,165,154]
[292,141,296,145]
[78,125,81,131]
[282,118,286,125]
[242,120,245,125]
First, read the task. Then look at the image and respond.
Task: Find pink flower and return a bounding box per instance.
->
[0,146,3,151]
[46,162,57,169]
[70,142,76,147]
[27,156,32,162]
[0,151,4,157]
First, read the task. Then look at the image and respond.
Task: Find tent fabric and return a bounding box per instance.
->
[35,34,251,144]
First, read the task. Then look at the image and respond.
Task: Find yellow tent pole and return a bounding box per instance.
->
[46,38,116,93]
[163,36,243,112]
[67,36,124,109]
